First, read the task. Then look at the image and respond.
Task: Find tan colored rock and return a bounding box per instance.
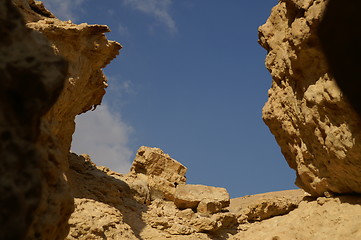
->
[67,199,137,240]
[229,189,307,223]
[0,1,73,239]
[13,0,121,159]
[128,146,187,201]
[27,18,121,156]
[131,146,187,184]
[230,195,361,240]
[66,153,146,239]
[145,198,236,235]
[259,0,361,196]
[197,200,223,215]
[4,0,121,239]
[12,0,55,22]
[174,184,230,211]
[190,213,237,233]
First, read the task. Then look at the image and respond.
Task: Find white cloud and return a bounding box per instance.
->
[71,104,133,174]
[118,23,130,36]
[122,0,177,35]
[42,0,84,21]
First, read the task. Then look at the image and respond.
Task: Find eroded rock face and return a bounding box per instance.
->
[27,19,121,156]
[14,0,121,157]
[231,195,361,240]
[0,0,72,239]
[66,149,239,239]
[259,0,361,196]
[229,189,307,224]
[174,184,230,212]
[128,146,188,201]
[2,0,121,239]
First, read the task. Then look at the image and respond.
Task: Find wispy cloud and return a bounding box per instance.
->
[42,0,84,21]
[122,0,178,35]
[117,23,130,36]
[71,104,133,174]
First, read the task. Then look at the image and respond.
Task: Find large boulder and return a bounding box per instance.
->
[128,146,187,201]
[259,0,361,196]
[174,184,230,213]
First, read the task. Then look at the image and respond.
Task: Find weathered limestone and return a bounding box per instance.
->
[229,189,307,224]
[27,19,121,157]
[318,0,361,116]
[259,0,361,196]
[128,146,187,201]
[5,0,361,239]
[197,200,223,215]
[66,148,239,238]
[230,195,361,240]
[174,184,230,212]
[66,153,142,239]
[2,0,121,239]
[13,0,121,158]
[0,0,73,239]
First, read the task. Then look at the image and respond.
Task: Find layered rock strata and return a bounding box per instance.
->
[259,0,361,196]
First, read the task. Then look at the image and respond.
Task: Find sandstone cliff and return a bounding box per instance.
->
[2,0,361,239]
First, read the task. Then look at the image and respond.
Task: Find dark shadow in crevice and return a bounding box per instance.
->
[66,152,147,239]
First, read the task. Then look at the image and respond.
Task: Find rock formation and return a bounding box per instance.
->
[0,0,73,239]
[259,0,361,196]
[3,0,361,239]
[318,0,361,116]
[1,0,120,239]
[66,147,306,239]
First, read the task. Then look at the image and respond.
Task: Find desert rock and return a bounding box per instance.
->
[128,146,187,201]
[27,18,121,157]
[3,0,121,239]
[0,0,72,239]
[259,0,361,196]
[230,195,361,240]
[229,189,307,224]
[174,184,230,212]
[4,0,361,239]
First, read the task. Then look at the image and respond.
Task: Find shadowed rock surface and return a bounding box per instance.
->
[0,0,72,239]
[318,0,361,116]
[259,0,361,197]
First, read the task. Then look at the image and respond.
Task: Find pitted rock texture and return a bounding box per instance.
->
[4,0,121,239]
[258,0,361,196]
[27,19,122,156]
[229,189,307,224]
[230,195,361,240]
[127,146,188,201]
[174,184,230,212]
[318,0,361,116]
[66,150,239,239]
[14,0,121,157]
[0,0,72,239]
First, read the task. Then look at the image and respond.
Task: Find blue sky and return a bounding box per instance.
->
[43,0,296,198]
